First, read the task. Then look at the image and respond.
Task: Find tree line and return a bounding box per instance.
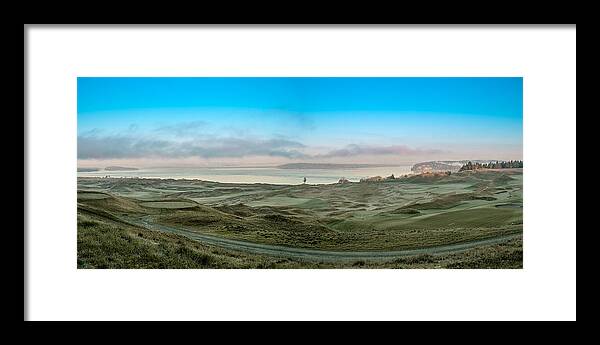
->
[459,160,523,171]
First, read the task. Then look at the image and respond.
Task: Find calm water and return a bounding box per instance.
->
[77,166,413,185]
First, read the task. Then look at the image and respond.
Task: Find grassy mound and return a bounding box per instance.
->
[390,208,421,215]
[77,191,111,200]
[77,168,523,267]
[77,210,319,269]
[399,193,497,211]
[140,201,197,209]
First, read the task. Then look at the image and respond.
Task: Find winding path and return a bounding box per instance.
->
[120,215,521,262]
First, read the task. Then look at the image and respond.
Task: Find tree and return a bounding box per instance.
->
[459,160,523,171]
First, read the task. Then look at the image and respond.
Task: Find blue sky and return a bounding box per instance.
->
[78,77,522,167]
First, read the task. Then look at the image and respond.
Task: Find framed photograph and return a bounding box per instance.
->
[25,24,576,321]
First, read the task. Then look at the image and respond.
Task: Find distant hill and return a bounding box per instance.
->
[104,166,139,171]
[77,167,100,172]
[411,160,495,174]
[277,163,390,169]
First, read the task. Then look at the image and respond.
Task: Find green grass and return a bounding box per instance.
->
[77,169,523,268]
[140,201,197,209]
[77,191,111,200]
[77,208,522,269]
[248,196,312,207]
[397,192,497,211]
[407,208,522,229]
[77,210,318,268]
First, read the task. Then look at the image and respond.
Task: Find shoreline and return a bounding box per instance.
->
[77,168,523,187]
[76,165,414,186]
[76,175,358,187]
